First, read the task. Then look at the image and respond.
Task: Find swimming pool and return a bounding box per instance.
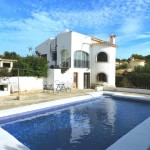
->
[1,95,150,150]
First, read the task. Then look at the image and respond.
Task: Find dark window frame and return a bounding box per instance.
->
[97,73,107,82]
[97,52,108,62]
[3,63,11,68]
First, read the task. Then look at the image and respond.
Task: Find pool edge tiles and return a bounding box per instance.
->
[0,92,103,125]
[106,117,150,150]
[0,128,30,150]
[112,93,150,102]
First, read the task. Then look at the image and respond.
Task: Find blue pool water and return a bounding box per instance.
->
[2,96,150,150]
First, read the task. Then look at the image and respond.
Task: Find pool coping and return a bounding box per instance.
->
[0,128,30,150]
[106,117,150,150]
[0,91,150,150]
[105,92,150,150]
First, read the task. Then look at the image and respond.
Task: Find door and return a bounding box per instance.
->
[73,72,78,88]
[84,73,90,89]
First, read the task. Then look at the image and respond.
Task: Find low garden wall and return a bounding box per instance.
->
[116,87,150,95]
[9,77,44,93]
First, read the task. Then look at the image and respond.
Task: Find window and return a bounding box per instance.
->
[97,52,108,62]
[41,54,47,60]
[74,51,89,68]
[97,73,107,82]
[61,49,69,67]
[3,63,10,68]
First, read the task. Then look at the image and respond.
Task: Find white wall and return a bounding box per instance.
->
[0,84,10,96]
[35,38,53,66]
[73,68,90,89]
[9,77,44,92]
[71,32,91,68]
[70,32,91,89]
[128,61,145,69]
[91,45,116,87]
[46,68,73,89]
[56,31,72,66]
[116,87,150,95]
[55,31,91,89]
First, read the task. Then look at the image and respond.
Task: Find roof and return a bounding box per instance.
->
[0,58,17,62]
[91,37,118,48]
[131,59,145,62]
[116,69,126,74]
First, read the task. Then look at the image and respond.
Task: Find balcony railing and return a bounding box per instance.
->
[74,60,90,68]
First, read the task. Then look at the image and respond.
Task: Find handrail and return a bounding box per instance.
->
[59,57,71,68]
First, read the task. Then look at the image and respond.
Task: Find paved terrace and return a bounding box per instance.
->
[0,89,150,110]
[0,89,96,110]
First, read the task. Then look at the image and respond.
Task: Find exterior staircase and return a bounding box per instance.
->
[59,57,71,74]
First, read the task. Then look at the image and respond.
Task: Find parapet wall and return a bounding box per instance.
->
[116,87,150,95]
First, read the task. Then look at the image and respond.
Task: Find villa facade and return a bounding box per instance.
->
[35,30,118,90]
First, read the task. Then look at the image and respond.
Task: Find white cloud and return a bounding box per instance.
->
[136,41,150,46]
[0,0,150,57]
[136,32,150,39]
[117,17,143,35]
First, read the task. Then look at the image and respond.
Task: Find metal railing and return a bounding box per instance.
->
[74,60,90,68]
[59,57,71,68]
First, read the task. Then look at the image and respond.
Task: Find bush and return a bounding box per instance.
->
[0,68,11,77]
[116,75,133,88]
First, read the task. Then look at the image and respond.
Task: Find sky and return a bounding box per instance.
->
[0,0,150,59]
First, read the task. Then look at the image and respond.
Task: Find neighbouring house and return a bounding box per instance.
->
[35,30,118,90]
[127,57,145,71]
[116,57,145,74]
[0,58,17,96]
[0,58,17,72]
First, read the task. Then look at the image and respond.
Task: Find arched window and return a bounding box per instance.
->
[61,49,68,67]
[74,51,89,68]
[97,52,108,62]
[97,73,107,82]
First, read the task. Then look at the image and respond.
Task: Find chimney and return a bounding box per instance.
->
[109,34,116,44]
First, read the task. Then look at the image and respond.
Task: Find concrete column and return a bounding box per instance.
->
[10,62,13,68]
[0,61,3,67]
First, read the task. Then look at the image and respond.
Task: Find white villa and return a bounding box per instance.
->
[35,30,118,90]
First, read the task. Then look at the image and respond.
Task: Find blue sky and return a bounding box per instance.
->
[0,0,150,59]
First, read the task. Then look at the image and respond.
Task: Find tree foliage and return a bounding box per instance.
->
[1,51,48,77]
[131,54,144,60]
[116,54,150,89]
[0,68,11,77]
[2,51,21,60]
[116,63,127,70]
[116,61,150,89]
